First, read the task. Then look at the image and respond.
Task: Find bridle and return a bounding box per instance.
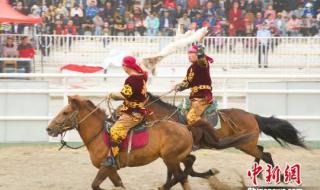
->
[54,98,108,150]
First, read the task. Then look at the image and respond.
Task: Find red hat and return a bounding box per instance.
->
[122,56,148,80]
[188,45,198,53]
[187,44,214,64]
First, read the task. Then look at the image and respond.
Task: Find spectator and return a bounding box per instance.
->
[228,2,245,36]
[303,1,317,17]
[293,3,305,18]
[176,0,187,12]
[250,0,264,15]
[81,17,94,35]
[86,0,99,19]
[86,0,97,7]
[264,4,276,19]
[17,37,35,73]
[244,12,255,36]
[54,18,64,35]
[72,14,82,31]
[192,12,204,29]
[133,8,146,36]
[301,14,318,36]
[287,15,301,36]
[2,37,18,57]
[14,1,27,34]
[203,13,216,29]
[3,0,318,37]
[265,14,276,34]
[71,4,84,18]
[239,0,250,12]
[189,22,198,32]
[41,1,48,13]
[273,0,284,13]
[126,13,136,36]
[203,1,217,18]
[56,3,69,17]
[163,0,177,10]
[146,12,160,36]
[274,13,287,36]
[151,0,163,13]
[64,20,77,35]
[0,23,13,34]
[283,0,298,12]
[160,10,175,35]
[38,22,52,56]
[175,5,184,20]
[113,15,127,35]
[178,12,191,32]
[93,13,104,35]
[116,1,126,17]
[188,0,199,10]
[103,1,115,21]
[253,12,264,33]
[257,22,271,68]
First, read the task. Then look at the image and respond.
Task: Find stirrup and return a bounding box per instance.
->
[192,144,200,151]
[103,156,118,168]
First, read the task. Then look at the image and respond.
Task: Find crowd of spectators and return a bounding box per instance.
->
[0,36,35,73]
[0,0,319,37]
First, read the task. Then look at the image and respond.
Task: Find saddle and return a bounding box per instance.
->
[177,98,221,129]
[102,118,149,151]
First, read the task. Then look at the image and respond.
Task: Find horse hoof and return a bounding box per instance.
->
[257,173,263,180]
[113,187,126,190]
[210,168,220,176]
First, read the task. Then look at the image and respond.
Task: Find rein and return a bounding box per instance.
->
[146,89,179,121]
[145,89,175,107]
[58,98,108,150]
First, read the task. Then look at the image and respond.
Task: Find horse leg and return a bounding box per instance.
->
[184,154,219,178]
[91,166,109,190]
[91,166,124,190]
[254,145,264,179]
[238,143,264,179]
[165,168,173,185]
[160,162,190,190]
[261,151,285,182]
[108,169,125,188]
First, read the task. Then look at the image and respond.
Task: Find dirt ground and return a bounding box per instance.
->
[0,144,319,190]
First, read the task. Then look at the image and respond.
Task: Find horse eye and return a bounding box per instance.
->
[63,112,68,115]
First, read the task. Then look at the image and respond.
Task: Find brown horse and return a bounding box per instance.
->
[145,93,307,177]
[46,95,196,190]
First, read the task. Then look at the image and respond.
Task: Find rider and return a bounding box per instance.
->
[174,43,214,125]
[105,55,149,167]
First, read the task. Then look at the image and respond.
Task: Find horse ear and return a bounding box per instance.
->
[86,100,96,108]
[67,96,72,104]
[68,96,80,110]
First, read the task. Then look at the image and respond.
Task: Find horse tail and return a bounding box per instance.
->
[254,114,307,149]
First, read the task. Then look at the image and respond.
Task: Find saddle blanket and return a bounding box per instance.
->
[102,127,149,151]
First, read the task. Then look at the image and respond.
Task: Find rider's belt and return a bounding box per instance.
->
[191,85,212,93]
[124,100,145,108]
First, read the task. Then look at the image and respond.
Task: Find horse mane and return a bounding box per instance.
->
[147,92,177,110]
[83,99,107,118]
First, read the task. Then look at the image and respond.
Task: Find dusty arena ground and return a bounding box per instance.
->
[0,143,319,190]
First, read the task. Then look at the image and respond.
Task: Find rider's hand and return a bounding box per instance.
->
[106,93,112,101]
[174,83,184,92]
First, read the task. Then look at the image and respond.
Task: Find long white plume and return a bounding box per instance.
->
[140,27,208,75]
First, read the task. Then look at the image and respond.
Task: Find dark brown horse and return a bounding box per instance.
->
[46,95,252,190]
[145,93,307,177]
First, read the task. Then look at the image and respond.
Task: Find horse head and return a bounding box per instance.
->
[46,95,90,137]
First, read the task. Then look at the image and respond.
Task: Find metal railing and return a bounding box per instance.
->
[1,73,320,141]
[1,72,320,116]
[1,34,320,72]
